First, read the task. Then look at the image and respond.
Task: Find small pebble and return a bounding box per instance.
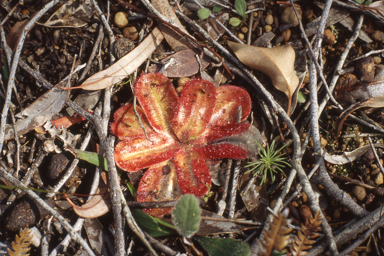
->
[265,14,274,25]
[123,26,138,41]
[280,6,302,26]
[303,8,313,19]
[264,25,272,33]
[299,205,313,221]
[114,37,135,59]
[323,29,335,45]
[177,77,190,87]
[301,191,308,203]
[355,57,375,82]
[374,173,384,185]
[114,12,129,28]
[372,167,380,175]
[5,198,54,231]
[281,29,291,41]
[241,27,248,34]
[352,185,366,201]
[253,12,258,18]
[333,209,341,219]
[372,30,384,42]
[21,9,30,16]
[320,137,327,148]
[291,201,299,207]
[374,56,382,64]
[270,199,277,209]
[237,32,244,40]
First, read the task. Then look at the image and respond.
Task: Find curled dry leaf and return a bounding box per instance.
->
[151,0,191,51]
[65,181,111,218]
[228,41,299,113]
[325,144,384,165]
[336,65,384,105]
[335,96,384,142]
[69,28,164,90]
[4,86,69,141]
[148,48,210,77]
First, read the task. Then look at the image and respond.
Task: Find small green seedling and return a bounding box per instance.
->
[245,141,291,185]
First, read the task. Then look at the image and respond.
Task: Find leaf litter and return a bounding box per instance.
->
[3,0,384,255]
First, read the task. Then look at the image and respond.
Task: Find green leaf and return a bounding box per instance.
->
[364,0,371,5]
[235,0,246,17]
[229,17,241,27]
[69,147,108,171]
[198,8,211,20]
[195,237,251,256]
[354,0,363,4]
[171,194,201,238]
[125,181,136,198]
[132,209,176,237]
[213,5,222,12]
[297,91,306,103]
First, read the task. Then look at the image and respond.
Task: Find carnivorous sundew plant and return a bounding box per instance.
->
[111,73,260,216]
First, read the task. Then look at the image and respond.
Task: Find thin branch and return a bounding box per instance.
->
[0,166,96,256]
[0,0,61,153]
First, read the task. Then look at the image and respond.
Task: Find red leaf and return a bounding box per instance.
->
[199,143,251,160]
[174,147,211,197]
[204,123,251,143]
[110,104,154,139]
[210,85,252,126]
[172,78,217,142]
[136,162,183,217]
[51,114,87,128]
[135,73,179,134]
[114,133,180,172]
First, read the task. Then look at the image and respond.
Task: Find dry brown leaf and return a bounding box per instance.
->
[69,28,163,90]
[65,181,111,218]
[7,20,29,50]
[335,95,384,142]
[152,0,191,51]
[4,86,69,141]
[228,41,299,112]
[148,48,210,77]
[325,144,384,165]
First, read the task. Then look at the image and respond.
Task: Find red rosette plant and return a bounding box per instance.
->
[111,73,257,217]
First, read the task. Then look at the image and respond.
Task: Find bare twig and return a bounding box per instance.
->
[367,136,384,176]
[89,0,115,64]
[0,166,96,256]
[0,0,61,153]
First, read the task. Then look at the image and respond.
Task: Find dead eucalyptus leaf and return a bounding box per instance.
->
[337,65,384,105]
[152,0,191,51]
[148,48,210,77]
[7,20,29,50]
[38,0,94,28]
[325,144,384,165]
[4,87,68,140]
[84,218,113,255]
[70,28,163,90]
[335,96,384,142]
[228,41,299,112]
[66,182,111,218]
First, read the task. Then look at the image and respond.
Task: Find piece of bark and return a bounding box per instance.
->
[152,0,191,51]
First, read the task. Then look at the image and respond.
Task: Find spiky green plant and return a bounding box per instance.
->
[245,141,291,185]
